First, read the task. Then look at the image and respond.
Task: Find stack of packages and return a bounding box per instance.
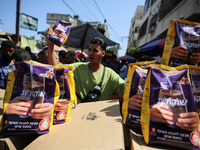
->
[122,60,158,133]
[123,19,200,149]
[0,61,76,135]
[0,20,76,135]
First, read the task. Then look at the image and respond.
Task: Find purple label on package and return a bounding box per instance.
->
[171,21,200,66]
[53,67,71,124]
[46,20,72,47]
[149,66,199,149]
[0,61,57,135]
[125,67,147,132]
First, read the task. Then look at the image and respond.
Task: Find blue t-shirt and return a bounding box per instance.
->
[0,54,15,89]
[120,64,128,80]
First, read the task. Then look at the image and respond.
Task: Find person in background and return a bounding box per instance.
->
[58,50,67,64]
[25,46,38,62]
[38,48,48,64]
[2,47,31,88]
[12,47,31,63]
[0,41,16,89]
[65,50,80,64]
[107,54,119,74]
[46,28,126,104]
[119,60,128,80]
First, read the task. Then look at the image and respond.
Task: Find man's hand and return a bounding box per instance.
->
[170,45,188,60]
[188,53,200,65]
[54,99,69,112]
[176,112,199,131]
[5,96,31,115]
[28,103,53,119]
[150,103,174,125]
[45,28,58,65]
[128,95,143,111]
[171,45,200,65]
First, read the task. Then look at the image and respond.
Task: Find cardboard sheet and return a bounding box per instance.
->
[0,100,124,150]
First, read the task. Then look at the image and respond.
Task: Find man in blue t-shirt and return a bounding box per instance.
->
[0,41,16,89]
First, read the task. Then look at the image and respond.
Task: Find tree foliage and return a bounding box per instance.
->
[107,44,120,55]
[126,47,143,61]
[30,36,35,40]
[126,47,155,62]
[36,35,47,49]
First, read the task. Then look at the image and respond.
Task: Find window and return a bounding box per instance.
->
[149,14,158,28]
[135,26,141,33]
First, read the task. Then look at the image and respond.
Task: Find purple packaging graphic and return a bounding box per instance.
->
[0,61,59,135]
[189,65,200,132]
[124,66,147,132]
[46,20,72,47]
[161,19,200,66]
[141,64,199,149]
[53,67,71,124]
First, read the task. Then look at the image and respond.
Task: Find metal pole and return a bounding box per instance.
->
[15,0,21,45]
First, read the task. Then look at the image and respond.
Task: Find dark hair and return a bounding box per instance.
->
[12,47,31,62]
[66,51,76,57]
[112,54,117,59]
[38,48,48,56]
[90,37,107,51]
[38,50,45,56]
[41,48,48,54]
[1,41,15,49]
[25,46,31,54]
[59,50,67,59]
[66,51,80,62]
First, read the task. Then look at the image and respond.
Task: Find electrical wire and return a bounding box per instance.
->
[80,0,100,21]
[62,0,83,21]
[62,0,122,43]
[67,0,94,21]
[62,0,77,15]
[93,0,106,20]
[93,0,121,41]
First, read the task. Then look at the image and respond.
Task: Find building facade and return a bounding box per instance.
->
[127,6,144,48]
[136,0,200,47]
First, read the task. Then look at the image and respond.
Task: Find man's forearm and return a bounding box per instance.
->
[48,43,58,65]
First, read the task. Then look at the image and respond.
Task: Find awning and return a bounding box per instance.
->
[140,38,166,56]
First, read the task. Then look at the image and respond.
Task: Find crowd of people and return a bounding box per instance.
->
[0,38,129,101]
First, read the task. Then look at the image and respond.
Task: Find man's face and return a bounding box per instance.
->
[65,54,75,64]
[88,43,105,65]
[2,47,15,60]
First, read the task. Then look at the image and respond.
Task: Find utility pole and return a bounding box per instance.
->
[15,0,21,45]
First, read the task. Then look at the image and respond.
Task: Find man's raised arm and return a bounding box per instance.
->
[45,28,58,65]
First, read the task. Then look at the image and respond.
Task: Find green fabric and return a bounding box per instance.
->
[21,36,37,52]
[68,62,126,103]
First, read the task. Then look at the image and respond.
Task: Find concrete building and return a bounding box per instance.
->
[46,13,109,38]
[137,0,200,47]
[127,6,144,48]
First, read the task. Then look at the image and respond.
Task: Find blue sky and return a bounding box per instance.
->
[0,0,145,56]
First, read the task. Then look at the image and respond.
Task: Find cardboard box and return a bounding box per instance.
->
[0,100,125,150]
